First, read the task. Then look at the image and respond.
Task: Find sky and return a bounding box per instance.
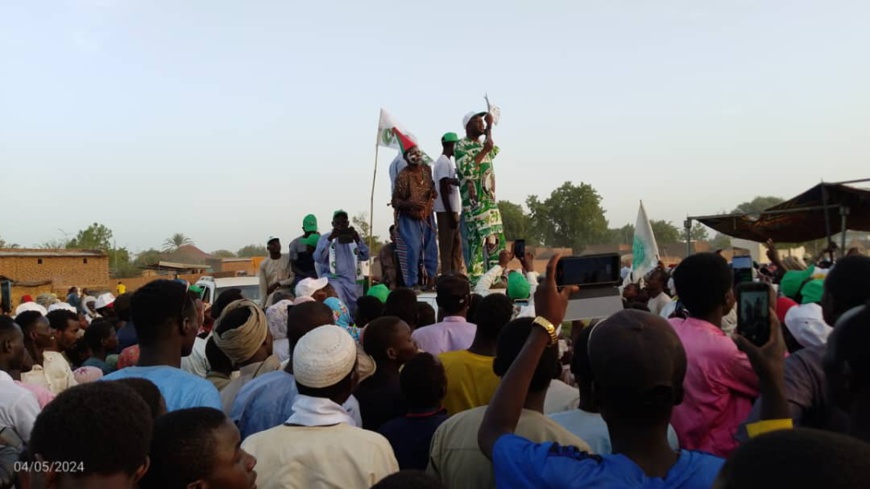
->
[2,0,869,254]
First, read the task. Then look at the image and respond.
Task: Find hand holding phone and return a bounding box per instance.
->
[555,254,621,287]
[735,283,772,346]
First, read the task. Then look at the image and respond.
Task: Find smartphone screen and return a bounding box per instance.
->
[514,239,526,258]
[737,284,770,346]
[732,255,753,284]
[556,254,621,287]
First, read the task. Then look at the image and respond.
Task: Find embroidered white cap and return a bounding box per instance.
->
[463,111,487,128]
[47,302,77,314]
[293,325,357,389]
[14,302,47,318]
[95,293,116,310]
[295,277,328,299]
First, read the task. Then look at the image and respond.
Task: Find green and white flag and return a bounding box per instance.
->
[631,201,660,282]
[377,108,434,163]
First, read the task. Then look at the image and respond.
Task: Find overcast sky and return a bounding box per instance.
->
[2,0,869,253]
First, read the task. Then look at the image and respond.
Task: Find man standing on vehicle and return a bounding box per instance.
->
[315,210,370,315]
[288,214,320,284]
[258,237,294,308]
[434,132,464,275]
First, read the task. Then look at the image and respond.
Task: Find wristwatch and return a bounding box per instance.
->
[532,316,558,346]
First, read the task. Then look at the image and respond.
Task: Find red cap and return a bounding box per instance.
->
[21,295,33,303]
[776,297,798,324]
[392,128,417,152]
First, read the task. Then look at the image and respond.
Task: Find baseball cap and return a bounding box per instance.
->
[303,214,318,233]
[333,209,349,220]
[295,277,329,299]
[441,132,460,143]
[780,266,816,300]
[267,236,279,244]
[507,271,531,300]
[462,111,487,128]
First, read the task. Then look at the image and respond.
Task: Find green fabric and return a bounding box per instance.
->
[442,132,459,143]
[780,266,815,299]
[367,284,390,304]
[800,279,824,304]
[303,214,318,232]
[455,137,505,285]
[303,233,321,248]
[507,272,530,300]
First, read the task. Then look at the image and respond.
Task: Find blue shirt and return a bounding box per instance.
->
[230,369,362,440]
[103,365,221,412]
[493,434,724,489]
[314,235,370,282]
[82,357,114,375]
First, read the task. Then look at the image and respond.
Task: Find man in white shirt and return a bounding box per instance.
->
[258,237,294,308]
[242,325,398,488]
[0,317,41,443]
[645,268,673,316]
[433,132,464,275]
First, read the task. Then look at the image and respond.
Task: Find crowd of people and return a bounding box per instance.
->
[1,108,870,488]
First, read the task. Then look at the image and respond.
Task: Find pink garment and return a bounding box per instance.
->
[15,381,55,408]
[411,316,476,355]
[669,316,759,457]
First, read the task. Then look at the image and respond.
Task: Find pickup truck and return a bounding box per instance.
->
[195,276,261,305]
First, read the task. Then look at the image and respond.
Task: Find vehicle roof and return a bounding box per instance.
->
[197,276,259,287]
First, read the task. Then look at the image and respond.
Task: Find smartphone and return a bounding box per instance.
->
[736,282,771,346]
[732,255,753,285]
[513,239,526,259]
[337,228,354,244]
[556,254,621,287]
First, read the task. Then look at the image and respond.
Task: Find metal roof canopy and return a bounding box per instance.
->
[684,178,870,258]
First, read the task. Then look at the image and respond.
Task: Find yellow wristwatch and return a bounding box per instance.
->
[532,316,558,346]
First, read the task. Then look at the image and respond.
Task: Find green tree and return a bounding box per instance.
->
[134,248,164,267]
[66,223,113,250]
[237,244,268,258]
[608,224,635,246]
[649,220,681,244]
[498,201,535,244]
[211,250,236,258]
[352,213,383,257]
[681,222,710,242]
[709,233,732,250]
[163,233,194,252]
[732,196,785,215]
[39,238,70,249]
[526,182,609,252]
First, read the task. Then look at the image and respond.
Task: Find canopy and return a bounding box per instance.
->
[694,182,870,243]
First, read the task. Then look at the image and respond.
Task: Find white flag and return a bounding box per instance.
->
[484,93,501,125]
[631,201,660,281]
[376,108,433,163]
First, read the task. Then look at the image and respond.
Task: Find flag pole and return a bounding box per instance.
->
[368,142,380,290]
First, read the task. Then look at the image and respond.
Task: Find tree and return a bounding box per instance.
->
[498,201,535,244]
[732,196,785,215]
[649,220,681,244]
[681,222,710,242]
[237,244,268,258]
[66,223,113,250]
[211,249,236,258]
[163,233,194,252]
[352,212,383,257]
[134,248,163,267]
[608,224,635,246]
[0,236,19,248]
[709,233,732,250]
[526,182,609,252]
[39,238,70,249]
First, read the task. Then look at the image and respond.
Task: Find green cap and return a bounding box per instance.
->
[780,265,815,300]
[441,132,459,143]
[303,233,321,248]
[800,279,824,305]
[302,214,318,233]
[367,284,390,304]
[507,271,531,300]
[333,209,348,220]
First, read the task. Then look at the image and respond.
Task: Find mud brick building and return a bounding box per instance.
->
[0,249,110,305]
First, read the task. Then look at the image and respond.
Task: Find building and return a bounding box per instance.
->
[0,249,110,306]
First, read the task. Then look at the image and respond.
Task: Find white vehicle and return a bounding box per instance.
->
[195,276,261,305]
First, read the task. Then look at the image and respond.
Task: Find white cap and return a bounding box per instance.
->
[784,303,832,348]
[295,277,328,299]
[48,302,77,314]
[293,325,357,389]
[14,302,47,317]
[95,293,115,310]
[293,296,315,306]
[463,111,486,128]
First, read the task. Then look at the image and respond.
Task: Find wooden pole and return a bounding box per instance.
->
[368,143,380,290]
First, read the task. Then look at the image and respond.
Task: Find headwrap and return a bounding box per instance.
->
[780,266,815,299]
[266,300,294,340]
[213,299,268,365]
[73,366,104,384]
[36,293,59,309]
